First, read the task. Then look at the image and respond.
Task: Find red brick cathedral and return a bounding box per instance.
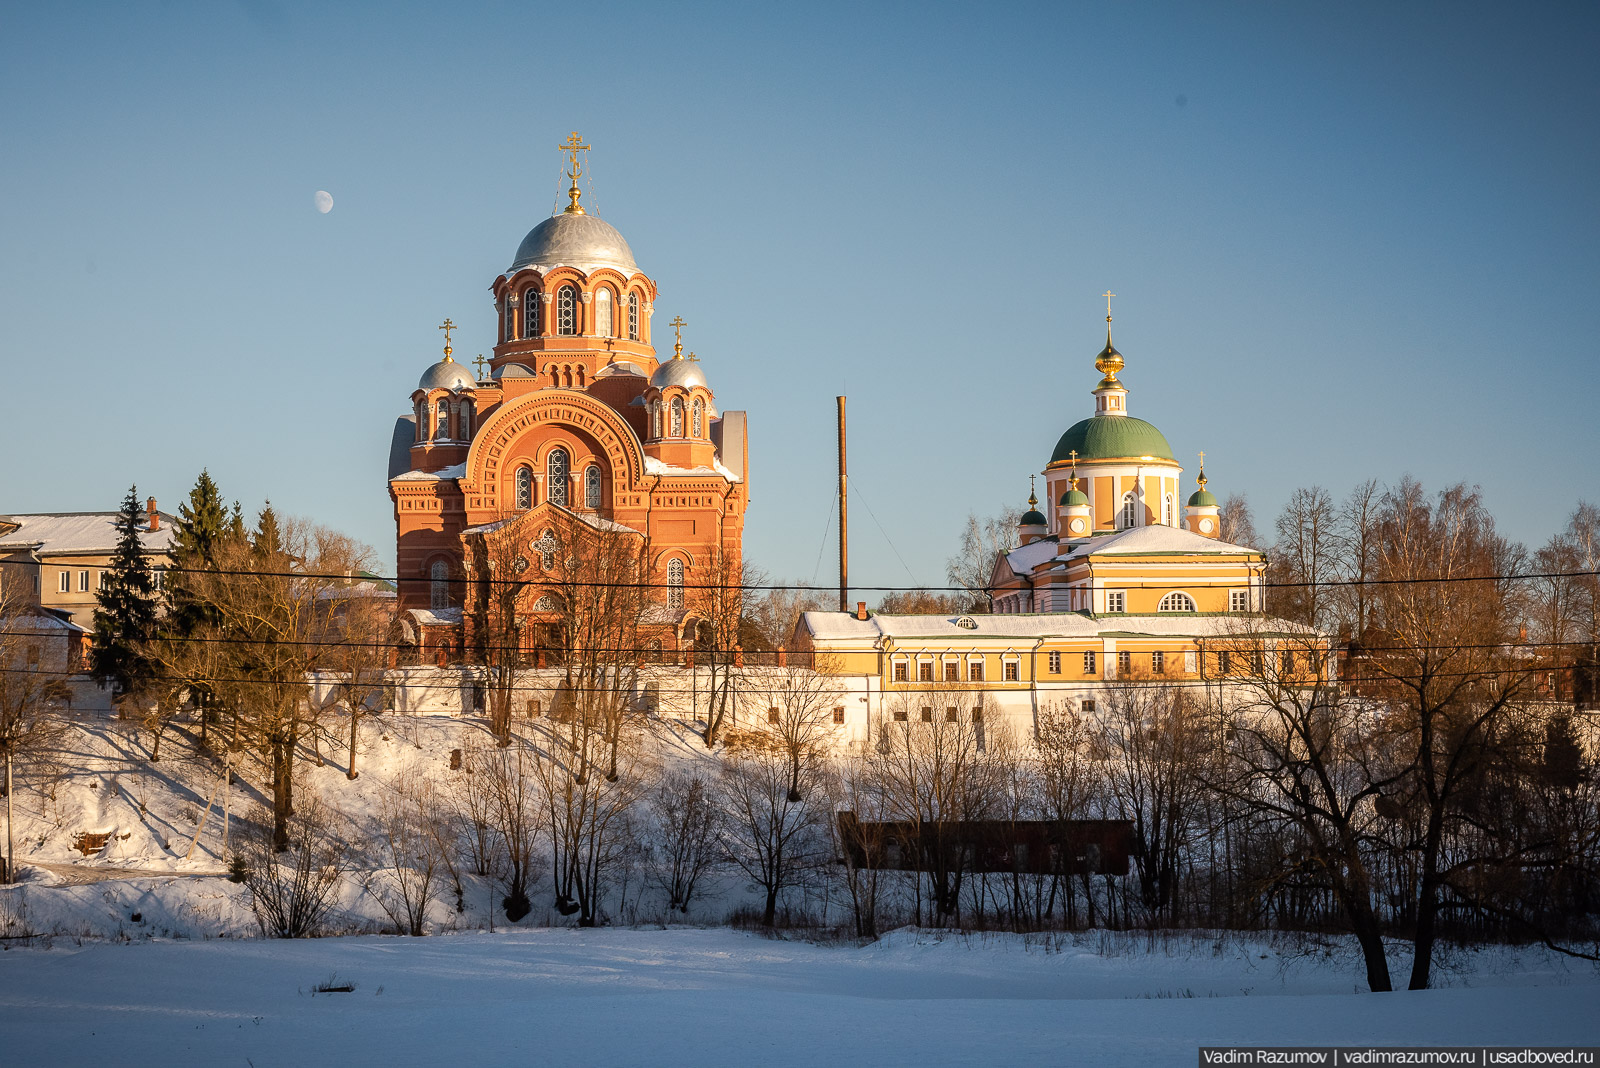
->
[388,135,748,662]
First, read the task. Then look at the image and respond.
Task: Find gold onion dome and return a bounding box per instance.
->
[1095,328,1124,389]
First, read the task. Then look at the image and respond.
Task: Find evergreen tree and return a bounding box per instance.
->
[168,470,229,637]
[91,486,160,698]
[253,502,283,561]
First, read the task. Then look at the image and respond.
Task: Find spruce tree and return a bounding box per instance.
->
[91,486,160,698]
[169,470,228,637]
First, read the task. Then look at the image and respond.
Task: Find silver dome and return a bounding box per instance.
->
[418,358,478,392]
[510,213,638,274]
[649,357,711,392]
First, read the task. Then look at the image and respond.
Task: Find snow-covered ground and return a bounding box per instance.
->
[0,927,1595,1066]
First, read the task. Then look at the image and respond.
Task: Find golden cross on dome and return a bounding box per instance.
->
[669,315,686,358]
[1196,451,1208,484]
[1102,290,1116,322]
[438,318,457,359]
[559,131,589,215]
[1028,474,1037,507]
[474,353,488,378]
[1067,449,1080,489]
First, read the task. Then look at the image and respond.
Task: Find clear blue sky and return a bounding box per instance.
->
[3,2,1596,588]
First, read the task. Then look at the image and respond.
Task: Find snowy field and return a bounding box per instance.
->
[1,927,1596,1067]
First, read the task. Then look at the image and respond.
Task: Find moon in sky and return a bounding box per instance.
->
[313,190,333,214]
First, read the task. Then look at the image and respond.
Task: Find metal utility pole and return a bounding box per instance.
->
[837,396,849,612]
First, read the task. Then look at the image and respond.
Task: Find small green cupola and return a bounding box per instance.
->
[1183,453,1222,539]
[1018,478,1047,544]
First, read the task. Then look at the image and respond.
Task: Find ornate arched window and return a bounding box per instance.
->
[1158,591,1196,613]
[649,401,661,440]
[575,366,585,387]
[1119,492,1138,530]
[535,528,559,571]
[523,287,541,336]
[429,559,449,609]
[584,464,602,508]
[595,288,613,337]
[691,398,704,438]
[627,292,640,340]
[670,398,685,437]
[459,399,475,439]
[515,466,533,510]
[414,399,425,441]
[546,448,569,506]
[667,558,685,611]
[435,401,450,440]
[503,298,515,341]
[1163,494,1175,527]
[556,285,578,335]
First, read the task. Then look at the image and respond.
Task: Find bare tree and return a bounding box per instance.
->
[648,769,724,916]
[0,587,69,883]
[481,742,542,922]
[827,754,886,938]
[1219,493,1260,549]
[368,773,441,935]
[946,509,1020,613]
[1272,485,1339,630]
[1333,478,1382,642]
[719,736,827,927]
[760,659,846,802]
[1034,700,1099,927]
[746,581,832,652]
[696,551,758,749]
[241,794,345,938]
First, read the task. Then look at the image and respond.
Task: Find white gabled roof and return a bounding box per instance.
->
[0,513,176,556]
[1069,525,1260,557]
[799,610,1318,643]
[393,463,468,482]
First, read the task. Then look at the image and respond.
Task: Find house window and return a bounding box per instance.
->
[627,292,640,340]
[945,707,958,722]
[524,288,541,336]
[893,662,908,682]
[556,285,578,335]
[1117,650,1131,674]
[78,570,89,592]
[1048,651,1061,674]
[1081,699,1097,713]
[1251,647,1264,674]
[921,707,933,722]
[595,288,614,337]
[585,465,602,509]
[767,707,779,724]
[691,399,704,438]
[944,662,959,682]
[1158,592,1196,612]
[1163,494,1175,526]
[1003,661,1019,682]
[670,398,685,437]
[1106,591,1126,613]
[893,708,908,722]
[58,571,69,593]
[98,571,108,591]
[667,558,685,611]
[429,560,449,609]
[918,661,933,682]
[546,448,569,506]
[1152,651,1165,674]
[1230,589,1250,612]
[832,707,845,724]
[1083,650,1097,675]
[968,661,984,682]
[1281,649,1296,674]
[1219,650,1232,674]
[527,699,541,717]
[1119,492,1137,530]
[515,466,533,510]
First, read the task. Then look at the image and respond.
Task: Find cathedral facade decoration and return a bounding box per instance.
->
[388,136,747,663]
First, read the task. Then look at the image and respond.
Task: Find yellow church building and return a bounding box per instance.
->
[794,307,1326,732]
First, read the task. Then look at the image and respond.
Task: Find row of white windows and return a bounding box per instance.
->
[427,546,685,611]
[55,569,164,593]
[998,588,1253,615]
[647,397,707,440]
[502,286,642,342]
[417,399,475,443]
[890,659,1019,683]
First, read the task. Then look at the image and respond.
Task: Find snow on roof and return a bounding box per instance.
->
[392,463,467,482]
[408,607,462,627]
[800,610,1317,642]
[642,456,742,483]
[0,513,176,556]
[462,504,642,538]
[1071,525,1260,557]
[1003,537,1060,575]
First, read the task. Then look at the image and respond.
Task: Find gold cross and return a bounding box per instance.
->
[558,131,588,180]
[438,318,456,356]
[1028,474,1037,508]
[474,353,488,378]
[1198,450,1205,467]
[669,314,686,358]
[1102,291,1116,321]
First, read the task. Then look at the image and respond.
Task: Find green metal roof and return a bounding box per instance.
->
[1020,509,1047,526]
[1187,488,1218,508]
[1049,415,1175,465]
[1058,488,1090,506]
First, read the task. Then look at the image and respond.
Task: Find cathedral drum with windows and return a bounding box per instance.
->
[387,137,748,663]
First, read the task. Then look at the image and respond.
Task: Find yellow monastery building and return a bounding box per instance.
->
[794,311,1325,734]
